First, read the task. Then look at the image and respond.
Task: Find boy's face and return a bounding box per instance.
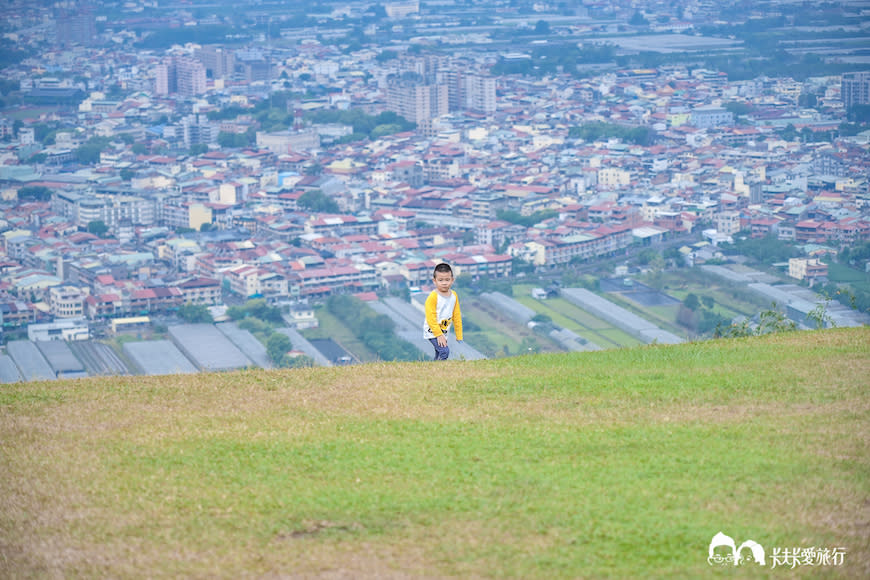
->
[433,271,454,293]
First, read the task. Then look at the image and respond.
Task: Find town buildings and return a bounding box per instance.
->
[0,0,867,338]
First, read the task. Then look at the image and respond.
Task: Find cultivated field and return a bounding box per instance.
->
[1,327,868,578]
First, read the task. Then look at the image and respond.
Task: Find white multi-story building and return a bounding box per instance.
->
[52,191,156,229]
[256,130,320,154]
[715,210,742,235]
[463,74,497,114]
[841,71,870,109]
[386,80,448,124]
[690,106,734,129]
[49,286,86,319]
[175,56,207,98]
[28,318,90,341]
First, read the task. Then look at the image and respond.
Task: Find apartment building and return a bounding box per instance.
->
[196,46,236,80]
[715,210,742,235]
[153,56,207,98]
[690,106,734,129]
[52,191,156,229]
[49,286,86,318]
[256,130,320,154]
[175,277,222,305]
[841,71,870,109]
[85,294,122,318]
[386,80,448,124]
[294,265,378,298]
[175,56,208,98]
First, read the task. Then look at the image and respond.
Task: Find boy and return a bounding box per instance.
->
[422,262,463,361]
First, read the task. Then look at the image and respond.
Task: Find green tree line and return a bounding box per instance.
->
[569,122,656,146]
[304,109,415,141]
[326,294,423,362]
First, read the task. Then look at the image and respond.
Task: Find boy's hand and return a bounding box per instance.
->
[437,335,448,347]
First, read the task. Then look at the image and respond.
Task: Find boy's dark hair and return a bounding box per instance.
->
[433,262,453,277]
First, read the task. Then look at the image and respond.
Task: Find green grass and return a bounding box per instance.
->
[3,328,866,578]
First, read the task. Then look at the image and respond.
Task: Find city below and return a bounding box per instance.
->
[0,0,869,380]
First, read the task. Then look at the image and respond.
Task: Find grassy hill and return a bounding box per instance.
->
[2,327,868,578]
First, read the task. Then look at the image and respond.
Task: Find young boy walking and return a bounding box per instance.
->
[422,262,463,361]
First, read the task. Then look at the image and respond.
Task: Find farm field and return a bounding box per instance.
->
[600,291,687,339]
[657,270,770,318]
[301,305,379,362]
[512,285,644,349]
[463,295,562,357]
[827,261,870,290]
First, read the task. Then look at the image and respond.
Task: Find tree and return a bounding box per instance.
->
[227,298,283,324]
[189,143,209,156]
[636,249,660,266]
[218,131,251,148]
[569,122,655,146]
[304,163,323,176]
[120,168,135,181]
[266,333,293,365]
[846,104,870,124]
[534,20,550,35]
[798,93,818,109]
[724,101,752,117]
[664,246,684,265]
[237,316,271,338]
[298,190,339,213]
[683,293,701,311]
[178,303,213,324]
[74,136,111,165]
[629,11,649,26]
[326,294,423,361]
[496,208,557,228]
[87,220,109,237]
[725,235,799,265]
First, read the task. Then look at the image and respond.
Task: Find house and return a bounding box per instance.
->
[788,258,828,285]
[175,277,222,305]
[85,293,122,318]
[286,302,318,329]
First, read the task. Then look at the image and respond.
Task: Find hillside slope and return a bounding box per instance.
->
[1,327,868,578]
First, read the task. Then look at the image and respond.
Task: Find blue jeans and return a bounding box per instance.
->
[429,338,449,360]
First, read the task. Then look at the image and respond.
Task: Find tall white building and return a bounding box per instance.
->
[463,74,497,114]
[386,81,448,124]
[153,57,207,98]
[175,56,207,98]
[841,71,870,109]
